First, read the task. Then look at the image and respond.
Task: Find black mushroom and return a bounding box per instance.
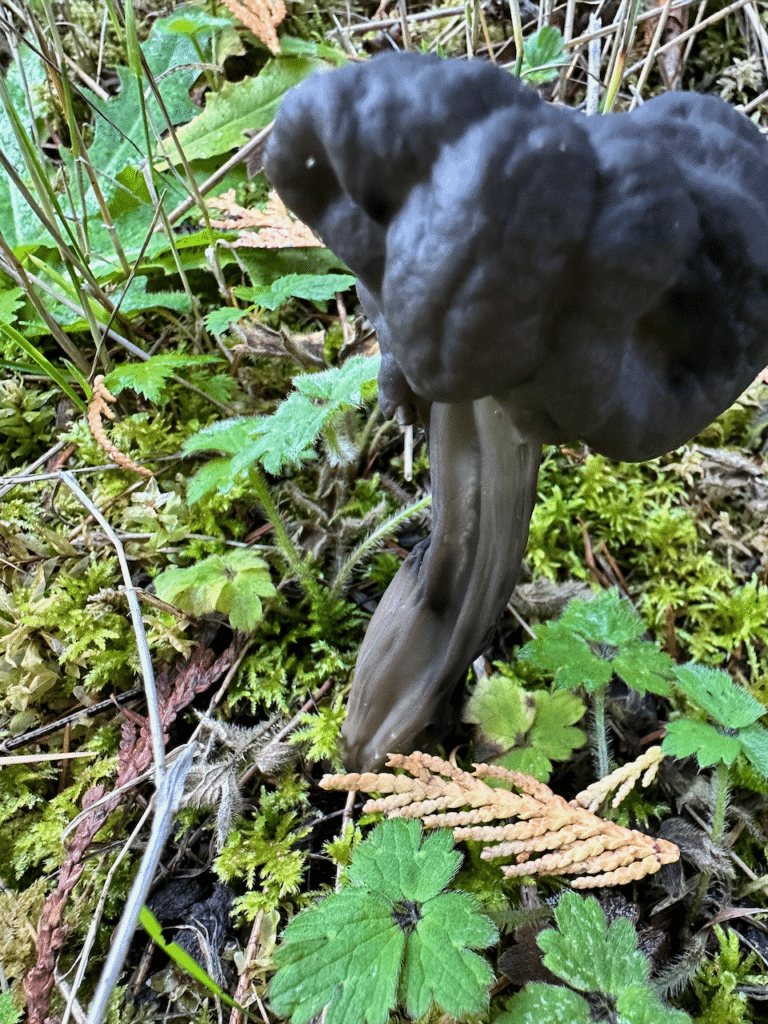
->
[264,53,768,771]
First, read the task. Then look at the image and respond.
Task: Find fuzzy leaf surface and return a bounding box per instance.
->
[498,983,592,1024]
[518,590,674,695]
[244,272,356,310]
[105,354,218,402]
[270,819,497,1024]
[539,892,648,992]
[672,662,765,728]
[662,718,743,767]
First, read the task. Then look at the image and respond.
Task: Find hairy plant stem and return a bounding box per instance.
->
[249,466,321,601]
[688,760,731,925]
[592,683,610,779]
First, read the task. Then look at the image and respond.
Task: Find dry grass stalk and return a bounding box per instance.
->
[572,745,665,812]
[219,0,286,52]
[321,752,679,889]
[88,375,153,479]
[207,190,321,248]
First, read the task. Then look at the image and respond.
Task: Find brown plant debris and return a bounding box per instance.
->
[207,190,321,248]
[24,640,239,1024]
[87,375,153,479]
[220,0,286,53]
[321,752,679,889]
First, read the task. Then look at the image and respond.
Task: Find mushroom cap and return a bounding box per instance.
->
[265,53,768,460]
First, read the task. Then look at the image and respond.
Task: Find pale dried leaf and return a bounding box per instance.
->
[220,0,286,52]
[208,190,321,248]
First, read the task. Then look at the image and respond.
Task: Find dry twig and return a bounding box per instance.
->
[87,376,153,479]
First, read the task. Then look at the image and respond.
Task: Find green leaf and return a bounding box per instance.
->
[520,26,568,84]
[205,306,251,334]
[737,723,768,774]
[154,549,276,631]
[465,675,585,781]
[672,662,765,729]
[616,983,693,1024]
[540,892,648,993]
[171,58,322,162]
[662,718,743,768]
[83,27,199,205]
[518,590,675,696]
[139,906,254,1017]
[348,820,461,901]
[612,641,674,697]
[185,355,381,489]
[154,8,233,36]
[400,891,496,1018]
[271,889,405,1024]
[270,819,497,1024]
[498,983,593,1024]
[0,991,22,1024]
[499,893,692,1023]
[104,353,219,402]
[243,272,356,310]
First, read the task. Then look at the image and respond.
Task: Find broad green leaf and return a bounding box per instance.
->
[539,892,648,993]
[672,662,765,728]
[84,28,199,205]
[105,353,219,402]
[171,58,322,162]
[118,277,194,316]
[271,889,404,1024]
[737,723,768,774]
[465,676,585,781]
[520,25,568,84]
[270,820,496,1024]
[519,627,613,693]
[0,49,56,249]
[244,272,356,310]
[558,588,645,646]
[400,891,496,1019]
[612,641,675,697]
[348,820,461,901]
[662,718,743,768]
[154,550,276,631]
[498,983,592,1024]
[616,983,693,1024]
[154,9,233,36]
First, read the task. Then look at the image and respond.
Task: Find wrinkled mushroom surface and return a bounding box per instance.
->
[265,53,768,770]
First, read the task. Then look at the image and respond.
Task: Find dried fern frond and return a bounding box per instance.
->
[572,745,665,813]
[220,0,286,52]
[321,752,679,889]
[207,190,321,248]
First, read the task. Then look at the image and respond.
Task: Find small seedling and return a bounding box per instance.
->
[465,672,586,781]
[497,890,692,1024]
[154,549,276,631]
[269,818,498,1024]
[518,589,676,776]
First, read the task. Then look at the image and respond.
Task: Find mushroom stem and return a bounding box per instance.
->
[341,396,541,770]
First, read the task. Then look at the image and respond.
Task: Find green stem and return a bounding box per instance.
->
[249,466,320,601]
[508,0,525,76]
[331,494,432,600]
[592,684,610,779]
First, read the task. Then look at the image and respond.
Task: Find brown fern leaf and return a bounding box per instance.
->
[320,752,679,888]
